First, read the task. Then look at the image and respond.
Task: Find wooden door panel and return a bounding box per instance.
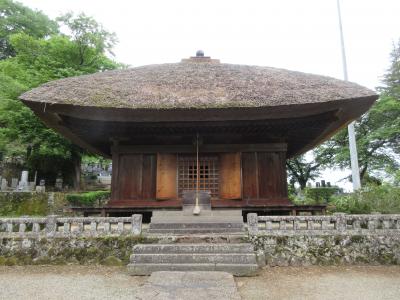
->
[219,152,241,199]
[156,153,177,200]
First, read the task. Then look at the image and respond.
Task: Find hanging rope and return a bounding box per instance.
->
[196,133,199,205]
[193,133,201,215]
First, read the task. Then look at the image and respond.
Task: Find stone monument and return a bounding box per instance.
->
[18,170,29,191]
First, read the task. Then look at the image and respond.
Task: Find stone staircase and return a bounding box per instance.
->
[148,209,245,234]
[128,209,259,276]
[127,243,259,276]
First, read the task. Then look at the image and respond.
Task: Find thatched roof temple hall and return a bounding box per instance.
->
[20,52,378,215]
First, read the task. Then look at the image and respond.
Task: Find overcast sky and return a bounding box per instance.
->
[18,0,400,190]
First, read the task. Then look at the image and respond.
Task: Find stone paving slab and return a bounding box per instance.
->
[134,271,241,300]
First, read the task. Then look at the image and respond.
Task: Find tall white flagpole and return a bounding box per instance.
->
[337,0,361,190]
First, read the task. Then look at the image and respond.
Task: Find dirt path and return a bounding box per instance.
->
[0,265,399,299]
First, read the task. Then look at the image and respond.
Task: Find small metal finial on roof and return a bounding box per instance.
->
[196,50,204,57]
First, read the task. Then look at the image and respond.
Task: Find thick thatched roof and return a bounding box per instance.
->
[18,55,378,158]
[19,56,376,109]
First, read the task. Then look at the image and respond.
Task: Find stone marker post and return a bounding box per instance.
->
[46,215,58,237]
[247,213,258,234]
[369,212,381,230]
[333,213,346,232]
[131,214,142,235]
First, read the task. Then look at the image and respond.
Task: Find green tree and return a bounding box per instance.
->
[57,12,117,67]
[286,148,334,190]
[382,40,400,100]
[0,3,120,188]
[0,0,58,59]
[316,39,400,183]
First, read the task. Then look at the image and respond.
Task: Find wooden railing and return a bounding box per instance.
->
[247,213,400,235]
[0,214,142,238]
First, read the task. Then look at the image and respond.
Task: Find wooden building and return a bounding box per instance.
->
[20,53,378,214]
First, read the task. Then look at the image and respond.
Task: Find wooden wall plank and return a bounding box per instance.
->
[142,154,156,200]
[257,152,287,200]
[156,153,177,200]
[111,151,119,201]
[119,154,143,200]
[257,152,272,199]
[279,152,288,198]
[219,152,241,199]
[242,152,258,200]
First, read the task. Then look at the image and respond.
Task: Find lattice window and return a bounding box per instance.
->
[178,155,219,199]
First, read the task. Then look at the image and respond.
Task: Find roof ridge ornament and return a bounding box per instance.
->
[181,50,220,63]
[196,50,204,57]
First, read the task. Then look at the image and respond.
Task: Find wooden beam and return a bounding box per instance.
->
[111,143,287,154]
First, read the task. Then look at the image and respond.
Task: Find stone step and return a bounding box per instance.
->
[131,253,257,264]
[133,243,254,254]
[127,263,260,276]
[152,210,243,218]
[147,228,244,234]
[146,234,247,244]
[128,242,259,276]
[149,222,244,229]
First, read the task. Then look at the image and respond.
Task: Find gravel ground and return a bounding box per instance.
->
[237,265,400,300]
[0,266,146,300]
[0,265,399,300]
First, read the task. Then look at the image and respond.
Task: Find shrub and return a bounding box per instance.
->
[330,184,400,214]
[0,192,48,216]
[291,187,341,205]
[66,190,110,206]
[304,187,341,204]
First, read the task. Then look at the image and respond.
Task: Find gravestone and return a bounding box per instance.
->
[55,178,63,190]
[36,179,46,193]
[321,180,326,187]
[11,178,18,190]
[36,185,45,193]
[316,182,321,187]
[327,182,331,187]
[1,178,8,191]
[18,170,29,191]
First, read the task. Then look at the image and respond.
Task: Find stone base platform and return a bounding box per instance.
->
[148,209,245,234]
